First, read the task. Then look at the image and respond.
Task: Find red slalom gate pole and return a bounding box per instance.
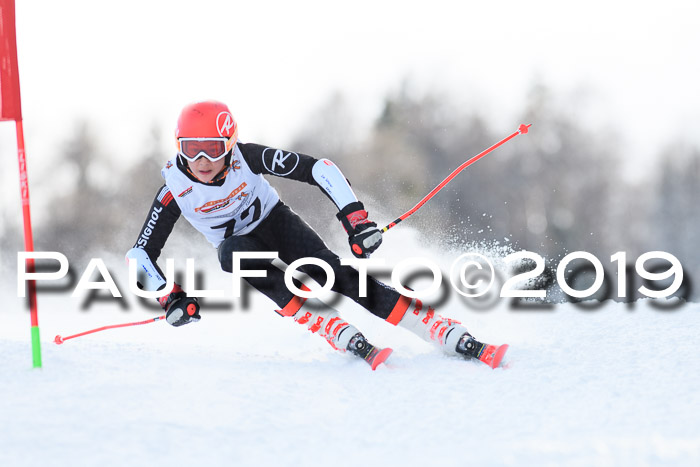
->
[54,315,166,344]
[16,120,42,365]
[1,0,42,367]
[381,124,531,234]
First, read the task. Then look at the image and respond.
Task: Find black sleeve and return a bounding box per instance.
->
[132,185,181,263]
[238,142,319,186]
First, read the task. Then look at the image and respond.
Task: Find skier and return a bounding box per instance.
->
[126,100,507,369]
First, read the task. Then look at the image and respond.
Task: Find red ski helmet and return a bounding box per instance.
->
[175,100,238,156]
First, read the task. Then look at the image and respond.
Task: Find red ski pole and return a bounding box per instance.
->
[54,315,166,344]
[381,124,531,233]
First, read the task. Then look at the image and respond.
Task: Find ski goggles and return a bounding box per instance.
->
[178,137,231,163]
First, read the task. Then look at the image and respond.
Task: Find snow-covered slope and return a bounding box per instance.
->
[2,231,699,466]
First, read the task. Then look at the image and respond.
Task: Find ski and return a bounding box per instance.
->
[362,346,393,371]
[475,343,509,369]
[456,334,509,369]
[347,332,393,370]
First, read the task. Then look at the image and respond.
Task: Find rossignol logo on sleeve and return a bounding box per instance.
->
[137,206,163,247]
[262,148,299,176]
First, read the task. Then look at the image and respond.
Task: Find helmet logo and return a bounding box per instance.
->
[216,111,235,136]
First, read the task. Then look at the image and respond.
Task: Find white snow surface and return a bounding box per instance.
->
[2,231,699,467]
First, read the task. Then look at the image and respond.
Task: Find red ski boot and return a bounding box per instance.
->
[456,333,508,369]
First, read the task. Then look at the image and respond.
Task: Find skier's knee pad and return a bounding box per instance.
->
[218,235,272,273]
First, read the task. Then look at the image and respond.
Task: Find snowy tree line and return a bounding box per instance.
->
[289,82,698,284]
[1,82,698,300]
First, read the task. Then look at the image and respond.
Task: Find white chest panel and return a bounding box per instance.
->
[161,145,280,247]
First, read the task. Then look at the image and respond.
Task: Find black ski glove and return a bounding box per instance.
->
[336,201,383,258]
[158,283,201,327]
